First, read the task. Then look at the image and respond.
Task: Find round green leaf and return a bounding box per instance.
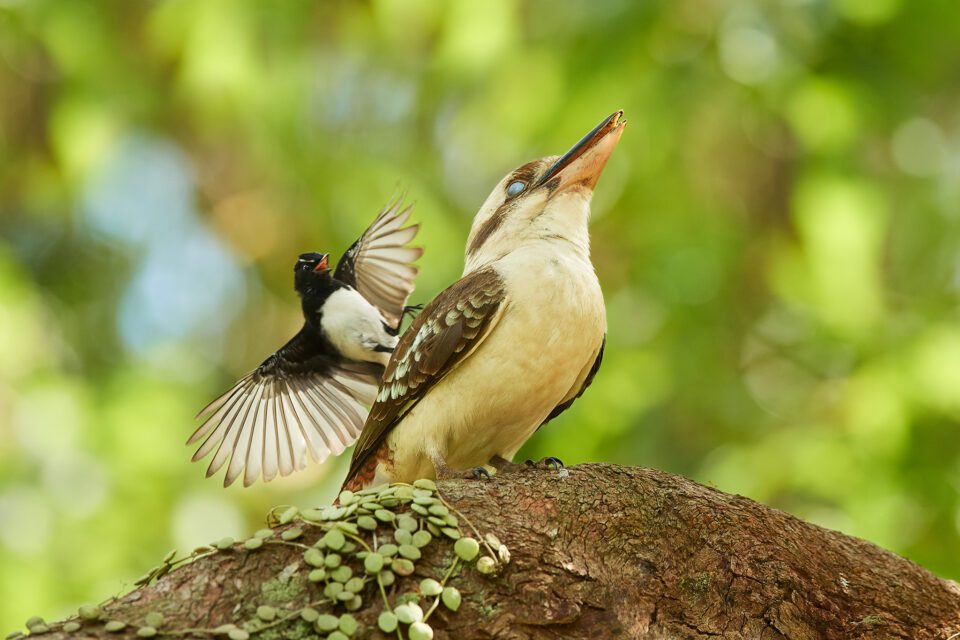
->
[104,621,126,633]
[303,548,324,567]
[356,516,377,531]
[214,537,235,550]
[391,558,415,576]
[441,586,462,611]
[477,555,496,574]
[441,527,460,540]
[331,565,353,583]
[454,537,479,561]
[227,629,248,640]
[413,479,437,491]
[78,606,100,621]
[278,506,298,524]
[315,614,339,632]
[394,603,421,625]
[323,529,345,550]
[300,608,319,623]
[280,527,303,541]
[374,509,395,522]
[308,568,326,582]
[137,626,157,637]
[419,578,442,596]
[398,544,421,560]
[409,621,434,640]
[378,611,398,633]
[412,530,432,548]
[323,582,344,599]
[244,537,263,550]
[364,553,384,574]
[256,605,276,621]
[324,553,342,568]
[144,612,163,628]
[345,577,365,593]
[338,614,357,635]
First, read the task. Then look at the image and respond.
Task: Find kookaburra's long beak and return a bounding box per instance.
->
[536,110,625,193]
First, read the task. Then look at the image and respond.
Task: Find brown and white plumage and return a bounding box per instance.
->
[342,112,625,490]
[189,200,422,487]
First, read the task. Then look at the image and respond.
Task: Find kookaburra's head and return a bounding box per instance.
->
[464,110,625,272]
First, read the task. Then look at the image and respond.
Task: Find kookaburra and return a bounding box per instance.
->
[342,111,625,490]
[188,201,422,487]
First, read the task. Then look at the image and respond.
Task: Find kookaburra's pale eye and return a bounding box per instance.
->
[506,180,526,198]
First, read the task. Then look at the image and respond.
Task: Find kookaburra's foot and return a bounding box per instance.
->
[488,455,527,474]
[466,466,492,480]
[431,451,492,481]
[525,456,565,471]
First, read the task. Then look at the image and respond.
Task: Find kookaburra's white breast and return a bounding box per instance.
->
[319,288,396,365]
[383,241,606,480]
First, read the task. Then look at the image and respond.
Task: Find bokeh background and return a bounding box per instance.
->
[2,0,960,627]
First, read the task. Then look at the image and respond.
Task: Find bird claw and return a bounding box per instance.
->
[402,303,425,319]
[524,456,565,471]
[465,466,492,481]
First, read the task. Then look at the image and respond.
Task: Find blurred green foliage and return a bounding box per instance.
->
[2,0,960,627]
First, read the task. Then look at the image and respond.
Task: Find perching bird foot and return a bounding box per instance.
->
[487,455,527,475]
[434,465,492,481]
[402,303,424,319]
[525,456,565,471]
[431,452,492,481]
[465,466,492,481]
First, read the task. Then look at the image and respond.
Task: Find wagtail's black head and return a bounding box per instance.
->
[296,252,330,273]
[294,252,331,295]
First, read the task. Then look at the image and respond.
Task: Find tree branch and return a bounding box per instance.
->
[20,464,960,639]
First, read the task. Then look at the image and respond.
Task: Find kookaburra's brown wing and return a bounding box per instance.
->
[334,200,423,329]
[189,327,382,487]
[344,268,506,485]
[540,336,605,427]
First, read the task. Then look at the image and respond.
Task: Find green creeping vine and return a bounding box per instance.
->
[10,480,509,640]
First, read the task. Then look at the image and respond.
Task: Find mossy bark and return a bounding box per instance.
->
[30,464,960,639]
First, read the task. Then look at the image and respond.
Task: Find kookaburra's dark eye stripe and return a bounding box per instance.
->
[466,203,510,256]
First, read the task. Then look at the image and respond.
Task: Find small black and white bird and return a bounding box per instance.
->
[188,200,422,487]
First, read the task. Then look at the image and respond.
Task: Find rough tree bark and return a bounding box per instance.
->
[27,464,960,639]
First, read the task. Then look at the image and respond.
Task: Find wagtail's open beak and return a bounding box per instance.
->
[537,110,625,193]
[313,254,329,271]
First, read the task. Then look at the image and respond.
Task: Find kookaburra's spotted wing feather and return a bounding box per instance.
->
[189,327,383,487]
[344,268,506,484]
[334,200,423,329]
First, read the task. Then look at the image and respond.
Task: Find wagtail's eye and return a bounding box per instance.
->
[506,180,526,198]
